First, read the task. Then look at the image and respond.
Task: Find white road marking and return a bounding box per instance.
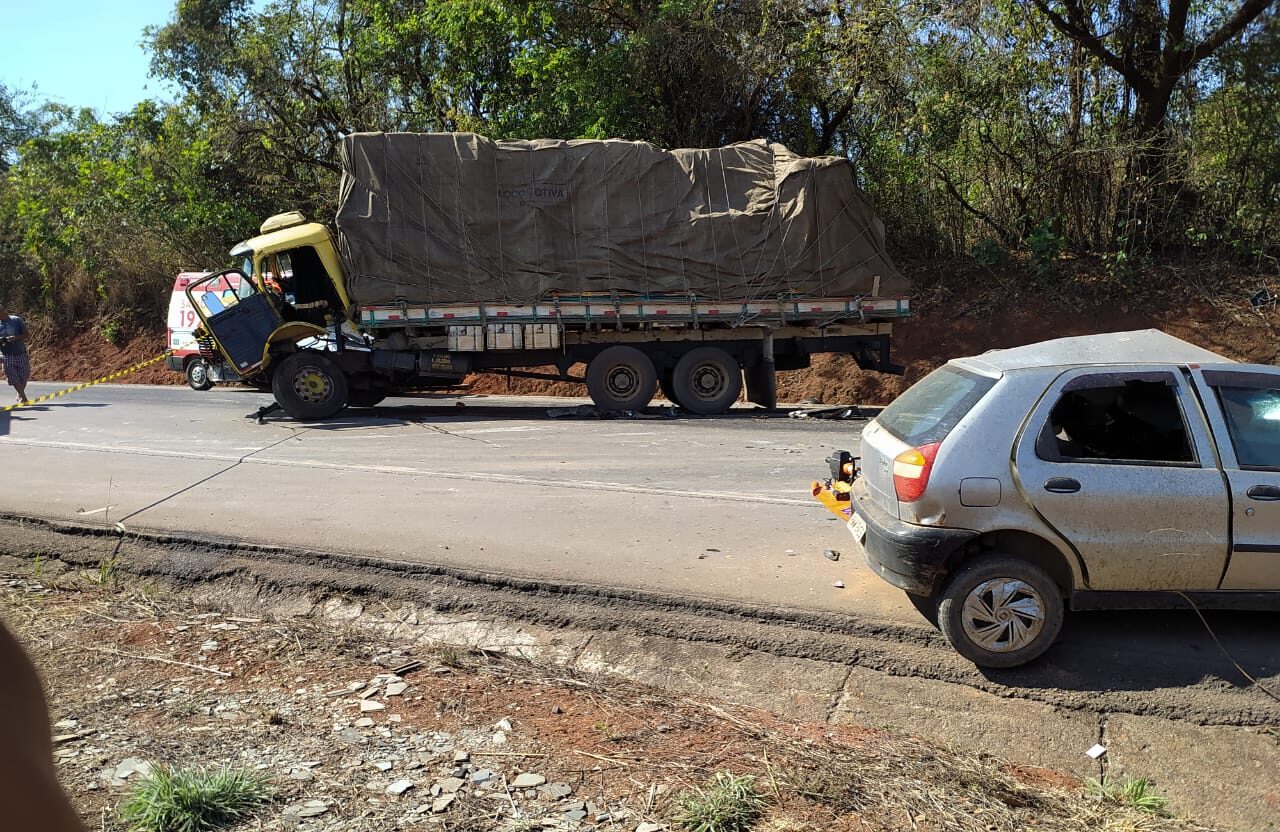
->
[1,437,814,506]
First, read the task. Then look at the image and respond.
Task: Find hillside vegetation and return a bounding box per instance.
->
[1,1,1277,356]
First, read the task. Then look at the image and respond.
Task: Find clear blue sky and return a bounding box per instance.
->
[0,0,178,115]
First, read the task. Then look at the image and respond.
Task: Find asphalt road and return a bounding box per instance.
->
[0,382,905,616]
[2,382,1278,725]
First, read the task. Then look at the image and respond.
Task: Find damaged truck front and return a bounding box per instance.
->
[188,132,912,420]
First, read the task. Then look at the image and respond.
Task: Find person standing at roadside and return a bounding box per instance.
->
[0,303,31,405]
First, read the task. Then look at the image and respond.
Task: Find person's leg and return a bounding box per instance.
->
[2,356,16,402]
[9,355,29,403]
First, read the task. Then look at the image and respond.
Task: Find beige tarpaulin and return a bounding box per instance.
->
[337,132,908,306]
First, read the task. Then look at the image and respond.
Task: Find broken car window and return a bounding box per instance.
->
[1041,379,1193,463]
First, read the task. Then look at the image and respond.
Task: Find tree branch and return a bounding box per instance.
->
[1029,0,1151,94]
[1184,0,1277,71]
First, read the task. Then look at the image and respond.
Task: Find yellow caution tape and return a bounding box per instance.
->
[3,350,173,412]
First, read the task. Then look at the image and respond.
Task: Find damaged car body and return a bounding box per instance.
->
[814,330,1280,667]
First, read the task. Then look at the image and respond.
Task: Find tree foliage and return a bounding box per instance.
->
[1,0,1277,327]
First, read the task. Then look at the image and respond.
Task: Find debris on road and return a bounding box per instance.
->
[824,549,841,561]
[787,405,879,420]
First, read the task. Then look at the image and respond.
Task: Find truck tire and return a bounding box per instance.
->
[185,358,213,391]
[937,556,1064,668]
[272,352,349,420]
[672,347,742,415]
[586,346,657,412]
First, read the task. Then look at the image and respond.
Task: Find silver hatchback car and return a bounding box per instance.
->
[815,329,1280,667]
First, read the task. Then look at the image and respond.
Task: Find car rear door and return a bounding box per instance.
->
[1012,366,1229,590]
[1193,367,1280,590]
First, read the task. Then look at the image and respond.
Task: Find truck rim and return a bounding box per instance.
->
[605,365,640,399]
[688,360,729,401]
[960,578,1045,652]
[292,368,334,404]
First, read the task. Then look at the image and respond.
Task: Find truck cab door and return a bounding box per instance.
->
[1012,366,1229,590]
[186,269,282,376]
[1194,367,1280,590]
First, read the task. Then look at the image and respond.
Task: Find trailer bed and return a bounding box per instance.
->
[360,293,910,329]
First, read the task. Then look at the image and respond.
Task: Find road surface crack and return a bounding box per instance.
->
[113,429,303,528]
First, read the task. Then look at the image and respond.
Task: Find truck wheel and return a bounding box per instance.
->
[937,556,1064,668]
[185,358,213,391]
[586,346,657,411]
[272,352,349,420]
[672,347,742,415]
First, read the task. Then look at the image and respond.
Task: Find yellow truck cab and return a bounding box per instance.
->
[186,213,371,416]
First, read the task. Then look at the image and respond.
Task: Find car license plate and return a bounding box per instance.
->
[847,513,867,544]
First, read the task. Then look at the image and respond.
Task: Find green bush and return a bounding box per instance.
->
[1027,221,1065,282]
[971,237,1008,268]
[1084,775,1169,816]
[119,764,270,832]
[672,771,766,832]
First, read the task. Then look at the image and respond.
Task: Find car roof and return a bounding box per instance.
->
[953,329,1233,374]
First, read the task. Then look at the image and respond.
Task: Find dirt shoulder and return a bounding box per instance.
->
[2,559,1215,832]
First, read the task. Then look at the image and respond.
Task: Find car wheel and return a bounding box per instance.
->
[585,346,657,411]
[271,352,349,420]
[937,556,1064,668]
[185,358,213,391]
[671,347,742,415]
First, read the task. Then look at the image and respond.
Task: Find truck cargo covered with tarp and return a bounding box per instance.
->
[336,133,907,307]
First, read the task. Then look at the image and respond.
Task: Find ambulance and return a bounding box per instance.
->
[165,271,252,389]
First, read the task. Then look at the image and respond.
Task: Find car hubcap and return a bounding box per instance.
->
[690,362,727,400]
[190,364,206,384]
[961,578,1045,653]
[293,368,332,404]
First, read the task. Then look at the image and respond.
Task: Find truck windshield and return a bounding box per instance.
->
[877,365,997,446]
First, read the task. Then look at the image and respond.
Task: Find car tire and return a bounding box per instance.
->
[271,351,349,420]
[586,346,657,412]
[671,347,742,415]
[937,556,1064,668]
[185,358,213,391]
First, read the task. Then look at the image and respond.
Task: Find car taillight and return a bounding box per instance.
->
[892,442,941,503]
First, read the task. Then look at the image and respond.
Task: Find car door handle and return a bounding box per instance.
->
[1246,484,1280,501]
[1044,477,1081,494]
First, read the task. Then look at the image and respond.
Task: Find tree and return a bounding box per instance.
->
[1029,0,1276,138]
[1026,0,1278,245]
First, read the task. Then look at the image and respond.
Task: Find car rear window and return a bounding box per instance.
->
[877,365,997,446]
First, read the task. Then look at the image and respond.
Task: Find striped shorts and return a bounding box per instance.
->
[2,354,30,387]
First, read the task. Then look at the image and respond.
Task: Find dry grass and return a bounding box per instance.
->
[0,566,1221,832]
